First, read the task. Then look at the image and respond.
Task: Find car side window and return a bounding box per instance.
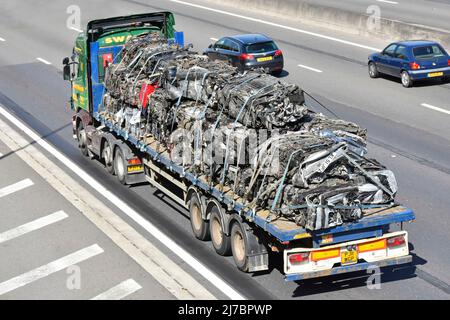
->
[383,44,397,57]
[395,45,408,60]
[214,38,227,50]
[222,38,236,51]
[229,40,240,52]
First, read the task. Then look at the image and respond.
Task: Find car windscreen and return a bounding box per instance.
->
[245,41,278,53]
[413,45,447,59]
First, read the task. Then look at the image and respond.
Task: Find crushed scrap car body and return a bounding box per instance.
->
[63,12,415,281]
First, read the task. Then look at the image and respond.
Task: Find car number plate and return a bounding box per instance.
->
[341,250,358,266]
[127,164,143,172]
[257,56,273,62]
[428,72,444,77]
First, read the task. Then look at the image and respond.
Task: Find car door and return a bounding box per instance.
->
[224,39,241,67]
[215,38,236,63]
[390,45,409,77]
[377,44,397,75]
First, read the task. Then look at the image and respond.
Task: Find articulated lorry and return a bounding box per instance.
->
[63,12,415,281]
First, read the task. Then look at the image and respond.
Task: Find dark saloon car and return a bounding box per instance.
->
[204,34,284,75]
[368,40,450,87]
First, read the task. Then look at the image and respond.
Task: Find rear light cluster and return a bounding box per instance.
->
[274,50,283,57]
[448,59,450,66]
[387,235,406,248]
[239,53,254,61]
[410,62,421,70]
[128,158,142,165]
[288,252,309,264]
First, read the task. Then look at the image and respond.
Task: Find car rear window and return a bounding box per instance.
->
[413,45,446,59]
[245,41,278,53]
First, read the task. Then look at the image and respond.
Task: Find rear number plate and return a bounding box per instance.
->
[341,250,358,266]
[428,72,444,77]
[257,56,273,62]
[127,165,143,172]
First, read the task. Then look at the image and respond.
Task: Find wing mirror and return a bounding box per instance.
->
[62,57,71,81]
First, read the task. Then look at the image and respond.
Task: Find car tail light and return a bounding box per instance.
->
[288,252,309,264]
[128,158,142,165]
[410,62,420,70]
[239,53,254,61]
[448,59,450,66]
[387,236,405,248]
[274,50,282,57]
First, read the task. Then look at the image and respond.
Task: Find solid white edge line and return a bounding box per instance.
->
[210,37,218,41]
[0,178,34,198]
[0,105,245,300]
[376,0,399,4]
[69,26,83,33]
[36,57,52,65]
[0,244,103,296]
[171,0,381,51]
[421,103,450,115]
[0,37,5,42]
[0,211,69,244]
[297,64,323,73]
[91,279,142,300]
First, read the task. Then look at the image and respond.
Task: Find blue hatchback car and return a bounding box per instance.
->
[368,40,450,87]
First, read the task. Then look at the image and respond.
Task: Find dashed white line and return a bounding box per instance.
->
[0,211,68,244]
[297,64,323,73]
[0,105,243,300]
[91,279,142,300]
[0,37,5,42]
[0,244,103,296]
[210,37,218,41]
[421,103,450,115]
[0,178,34,199]
[69,26,83,33]
[36,57,52,65]
[171,0,381,51]
[376,0,399,4]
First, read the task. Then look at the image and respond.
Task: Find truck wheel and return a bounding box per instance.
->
[76,122,89,157]
[102,140,115,175]
[189,193,210,241]
[231,222,249,272]
[114,147,127,185]
[209,207,231,256]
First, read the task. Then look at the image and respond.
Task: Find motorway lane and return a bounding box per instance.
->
[0,0,450,299]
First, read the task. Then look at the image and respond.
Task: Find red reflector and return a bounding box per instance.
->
[410,62,420,70]
[128,158,142,165]
[274,49,282,57]
[239,53,254,61]
[387,236,405,248]
[289,252,309,264]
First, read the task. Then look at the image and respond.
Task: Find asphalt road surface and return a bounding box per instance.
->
[0,0,450,299]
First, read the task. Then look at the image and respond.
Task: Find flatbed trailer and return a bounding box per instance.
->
[64,11,415,282]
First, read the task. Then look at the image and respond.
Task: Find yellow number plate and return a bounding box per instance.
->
[428,72,444,77]
[257,56,273,62]
[127,165,143,172]
[341,250,358,266]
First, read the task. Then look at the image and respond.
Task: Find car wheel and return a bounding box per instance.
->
[401,71,413,88]
[368,62,379,78]
[272,69,283,77]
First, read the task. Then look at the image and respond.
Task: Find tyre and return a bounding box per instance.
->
[368,61,379,78]
[102,140,115,175]
[76,122,89,156]
[272,69,283,77]
[189,192,210,241]
[401,70,413,88]
[209,206,231,256]
[114,147,127,184]
[231,222,249,272]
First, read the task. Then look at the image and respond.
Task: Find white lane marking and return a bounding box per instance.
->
[36,58,52,65]
[210,37,218,41]
[297,64,323,73]
[0,211,68,244]
[0,244,103,296]
[171,0,381,51]
[0,179,34,199]
[376,0,398,4]
[421,103,450,115]
[0,37,5,42]
[0,106,236,300]
[91,279,142,300]
[69,26,83,33]
[0,152,3,157]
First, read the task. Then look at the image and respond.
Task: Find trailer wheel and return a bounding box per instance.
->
[231,222,249,272]
[114,147,127,185]
[189,193,210,241]
[209,207,231,256]
[76,122,89,157]
[102,140,115,175]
